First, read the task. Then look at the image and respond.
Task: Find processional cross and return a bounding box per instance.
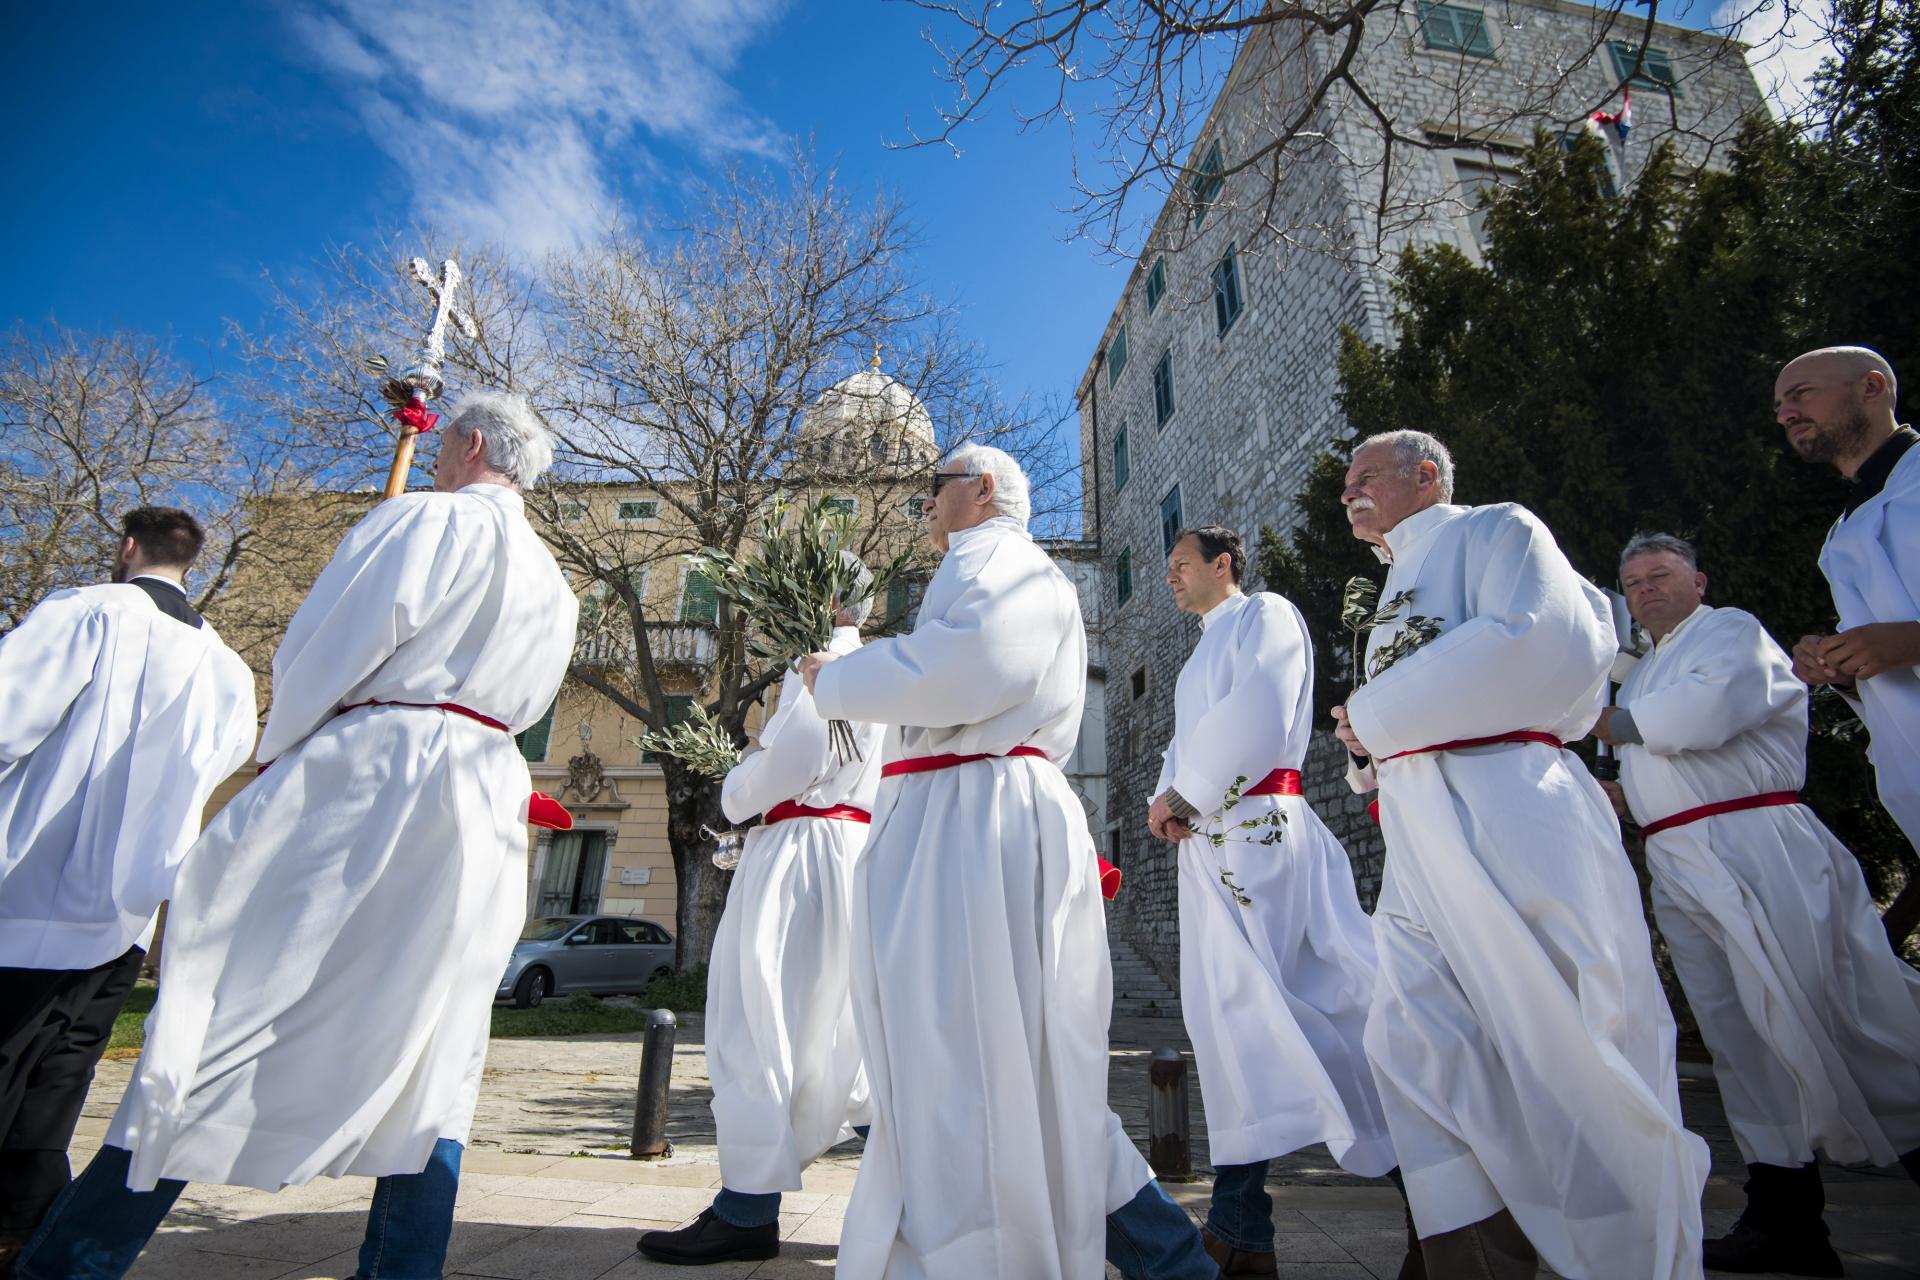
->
[365,256,478,500]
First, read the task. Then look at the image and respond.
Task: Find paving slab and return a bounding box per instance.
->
[60,1010,1914,1280]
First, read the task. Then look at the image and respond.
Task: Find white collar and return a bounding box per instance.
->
[1653,602,1711,649]
[947,514,1029,551]
[1376,502,1463,564]
[130,573,186,595]
[1197,590,1246,632]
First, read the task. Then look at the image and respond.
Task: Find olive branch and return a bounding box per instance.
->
[1203,773,1288,908]
[634,703,741,781]
[1342,576,1445,684]
[692,495,915,763]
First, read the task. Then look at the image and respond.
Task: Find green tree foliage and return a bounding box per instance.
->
[1260,108,1917,911]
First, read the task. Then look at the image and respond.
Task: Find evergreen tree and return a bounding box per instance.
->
[1261,119,1917,937]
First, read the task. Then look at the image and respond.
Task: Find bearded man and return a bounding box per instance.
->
[18,391,578,1280]
[1776,346,1920,858]
[1593,531,1920,1276]
[1332,430,1708,1280]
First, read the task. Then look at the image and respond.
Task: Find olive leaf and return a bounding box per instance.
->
[692,494,917,762]
[634,702,741,781]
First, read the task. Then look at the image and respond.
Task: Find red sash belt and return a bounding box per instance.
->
[875,746,1120,900]
[1368,731,1566,823]
[1640,791,1801,838]
[880,745,1050,778]
[1382,731,1565,761]
[1244,768,1303,797]
[341,699,511,732]
[318,699,573,831]
[765,801,873,825]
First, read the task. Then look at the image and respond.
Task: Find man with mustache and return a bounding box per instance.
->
[1331,430,1708,1280]
[1776,346,1920,858]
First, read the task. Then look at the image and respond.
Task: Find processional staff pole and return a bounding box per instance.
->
[370,257,478,500]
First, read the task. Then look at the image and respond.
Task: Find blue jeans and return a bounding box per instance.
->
[16,1140,464,1280]
[711,1124,870,1229]
[1106,1178,1220,1280]
[712,1186,781,1228]
[1205,1160,1274,1252]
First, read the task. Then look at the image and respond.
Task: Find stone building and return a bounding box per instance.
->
[1074,0,1768,977]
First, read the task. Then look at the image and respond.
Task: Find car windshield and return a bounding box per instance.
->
[519,917,583,942]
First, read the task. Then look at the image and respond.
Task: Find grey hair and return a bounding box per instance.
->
[834,550,875,627]
[1356,430,1455,502]
[1787,345,1899,403]
[943,443,1031,527]
[1619,532,1698,576]
[443,390,556,487]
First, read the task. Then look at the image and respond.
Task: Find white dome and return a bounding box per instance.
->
[795,358,937,473]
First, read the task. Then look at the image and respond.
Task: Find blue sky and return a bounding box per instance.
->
[1,0,1819,425]
[1,1,1130,416]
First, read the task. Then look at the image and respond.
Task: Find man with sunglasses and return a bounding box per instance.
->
[799,446,1217,1279]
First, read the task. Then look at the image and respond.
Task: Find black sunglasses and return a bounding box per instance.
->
[929,471,978,498]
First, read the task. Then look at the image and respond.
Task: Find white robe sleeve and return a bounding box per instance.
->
[813,544,1060,730]
[256,496,469,764]
[0,591,106,767]
[721,670,835,824]
[1625,611,1803,756]
[1348,506,1612,760]
[1167,599,1307,818]
[1155,747,1177,799]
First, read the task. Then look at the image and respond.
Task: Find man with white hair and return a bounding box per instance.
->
[18,391,579,1279]
[1592,531,1920,1275]
[1330,430,1708,1280]
[798,445,1218,1279]
[1776,346,1920,857]
[639,554,883,1267]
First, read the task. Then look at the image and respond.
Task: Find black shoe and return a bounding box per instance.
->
[638,1208,780,1266]
[1703,1220,1843,1277]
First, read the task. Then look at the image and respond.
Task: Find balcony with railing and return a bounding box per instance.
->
[573,622,718,671]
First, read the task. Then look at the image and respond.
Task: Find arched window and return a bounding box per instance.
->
[870,431,888,462]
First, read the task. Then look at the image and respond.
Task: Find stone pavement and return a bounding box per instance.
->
[54,1011,1920,1279]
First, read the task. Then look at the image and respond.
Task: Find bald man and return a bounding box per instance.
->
[1776,346,1920,863]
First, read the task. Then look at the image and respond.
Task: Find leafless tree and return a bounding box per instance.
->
[0,325,307,650]
[898,0,1790,262]
[235,154,1071,967]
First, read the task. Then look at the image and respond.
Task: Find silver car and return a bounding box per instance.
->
[497,914,676,1008]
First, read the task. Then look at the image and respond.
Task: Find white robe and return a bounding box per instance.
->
[1818,441,1920,849]
[1345,502,1708,1280]
[1618,602,1920,1168]
[813,516,1148,1280]
[1157,590,1393,1174]
[0,580,256,970]
[107,484,577,1191]
[708,624,880,1194]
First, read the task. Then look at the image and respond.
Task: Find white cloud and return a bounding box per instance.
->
[289,0,789,258]
[1715,0,1838,122]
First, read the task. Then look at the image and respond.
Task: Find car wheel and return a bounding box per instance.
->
[514,967,552,1009]
[651,965,673,982]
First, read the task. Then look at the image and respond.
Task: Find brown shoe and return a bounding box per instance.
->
[1416,1209,1537,1280]
[1201,1228,1279,1275]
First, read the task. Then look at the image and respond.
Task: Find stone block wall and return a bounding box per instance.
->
[1079,0,1764,982]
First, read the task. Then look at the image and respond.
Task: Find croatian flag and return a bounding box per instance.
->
[1591,91,1633,145]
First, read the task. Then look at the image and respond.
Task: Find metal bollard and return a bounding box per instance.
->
[1147,1045,1195,1181]
[630,1007,677,1159]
